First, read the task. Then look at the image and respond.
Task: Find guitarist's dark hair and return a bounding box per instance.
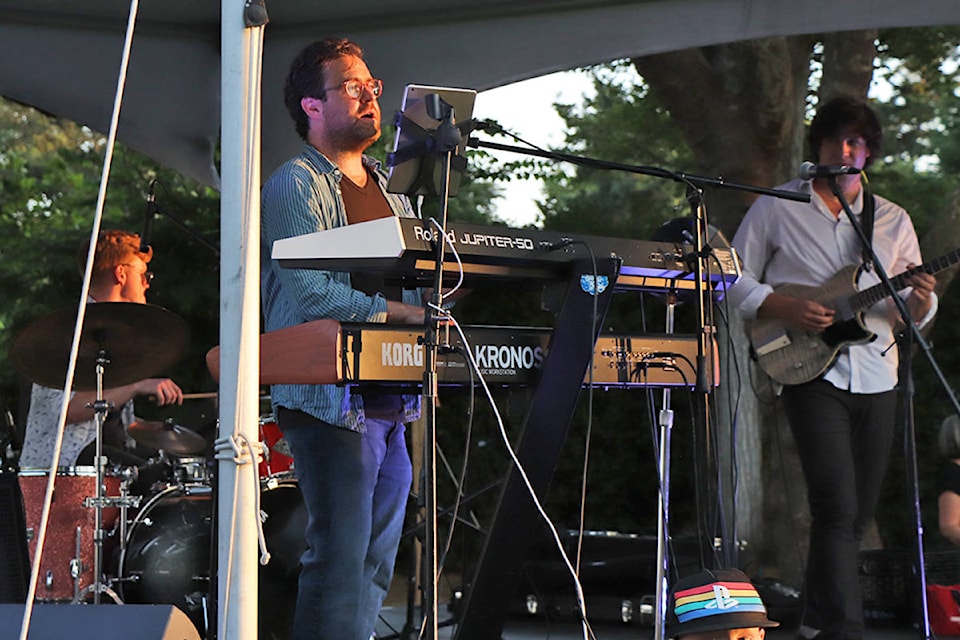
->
[808,95,883,170]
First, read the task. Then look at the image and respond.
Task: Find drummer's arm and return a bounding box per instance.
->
[66,378,183,423]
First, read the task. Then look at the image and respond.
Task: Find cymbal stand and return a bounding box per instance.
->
[77,345,140,604]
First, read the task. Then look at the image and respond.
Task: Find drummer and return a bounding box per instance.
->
[18,229,184,469]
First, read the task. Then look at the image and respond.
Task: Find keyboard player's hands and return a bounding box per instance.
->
[386,300,426,325]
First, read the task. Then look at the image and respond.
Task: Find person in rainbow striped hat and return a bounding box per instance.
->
[667,568,780,640]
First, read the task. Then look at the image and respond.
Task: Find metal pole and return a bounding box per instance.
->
[653,293,677,640]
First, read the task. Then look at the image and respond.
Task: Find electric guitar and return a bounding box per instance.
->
[750,248,960,385]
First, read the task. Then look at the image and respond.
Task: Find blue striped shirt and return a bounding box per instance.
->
[261,144,422,431]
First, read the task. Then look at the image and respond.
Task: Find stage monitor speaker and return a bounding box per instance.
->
[0,471,28,603]
[0,603,201,639]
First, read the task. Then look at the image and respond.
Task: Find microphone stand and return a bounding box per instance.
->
[155,205,220,255]
[147,196,221,256]
[389,94,465,640]
[469,134,806,639]
[653,290,677,640]
[827,176,960,640]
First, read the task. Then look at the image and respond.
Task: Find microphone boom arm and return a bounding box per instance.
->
[467,137,811,202]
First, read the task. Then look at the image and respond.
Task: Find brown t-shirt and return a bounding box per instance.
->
[341,169,393,225]
[342,169,406,419]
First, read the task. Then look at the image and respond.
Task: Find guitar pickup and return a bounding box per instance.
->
[753,327,792,356]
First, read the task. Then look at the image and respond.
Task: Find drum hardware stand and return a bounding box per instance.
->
[76,345,141,604]
[117,468,138,547]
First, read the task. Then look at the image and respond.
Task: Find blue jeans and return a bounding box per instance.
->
[781,379,897,640]
[277,408,413,640]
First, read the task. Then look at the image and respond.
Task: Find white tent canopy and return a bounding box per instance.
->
[2,0,959,187]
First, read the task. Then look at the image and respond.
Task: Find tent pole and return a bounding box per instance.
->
[217,2,265,639]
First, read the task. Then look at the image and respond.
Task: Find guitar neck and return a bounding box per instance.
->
[849,247,960,312]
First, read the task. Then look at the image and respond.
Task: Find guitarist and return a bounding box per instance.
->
[727,95,937,640]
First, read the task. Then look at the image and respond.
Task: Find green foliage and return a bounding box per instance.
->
[867,29,960,548]
[540,61,696,241]
[0,98,221,433]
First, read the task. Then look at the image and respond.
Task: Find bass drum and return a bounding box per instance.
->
[118,480,306,639]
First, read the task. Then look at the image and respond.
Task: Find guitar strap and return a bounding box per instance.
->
[860,177,876,272]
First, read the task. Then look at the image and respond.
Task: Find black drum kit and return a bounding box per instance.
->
[9,303,305,640]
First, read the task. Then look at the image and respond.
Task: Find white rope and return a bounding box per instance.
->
[19,2,141,639]
[213,433,271,564]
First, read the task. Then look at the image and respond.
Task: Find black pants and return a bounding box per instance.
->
[781,378,897,640]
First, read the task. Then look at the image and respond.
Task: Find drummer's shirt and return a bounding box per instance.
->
[20,384,135,469]
[18,296,137,469]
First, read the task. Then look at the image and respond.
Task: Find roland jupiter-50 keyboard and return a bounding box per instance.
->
[272,217,740,292]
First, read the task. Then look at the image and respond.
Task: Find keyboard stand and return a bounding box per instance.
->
[453,255,622,640]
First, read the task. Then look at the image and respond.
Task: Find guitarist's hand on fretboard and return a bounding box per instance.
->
[904,262,937,322]
[760,291,836,333]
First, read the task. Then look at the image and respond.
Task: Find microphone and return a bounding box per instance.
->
[798,161,862,180]
[140,181,156,253]
[474,118,504,134]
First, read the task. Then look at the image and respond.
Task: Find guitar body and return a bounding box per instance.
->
[747,245,957,385]
[750,265,874,385]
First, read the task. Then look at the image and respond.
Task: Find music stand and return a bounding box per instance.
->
[386,84,477,640]
[386,84,476,197]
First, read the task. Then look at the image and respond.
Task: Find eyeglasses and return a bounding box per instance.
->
[121,263,154,286]
[321,78,383,100]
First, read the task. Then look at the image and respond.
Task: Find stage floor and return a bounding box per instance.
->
[374,606,923,639]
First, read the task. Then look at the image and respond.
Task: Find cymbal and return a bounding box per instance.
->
[128,419,207,455]
[10,302,189,391]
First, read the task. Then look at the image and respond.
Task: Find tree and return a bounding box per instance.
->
[0,97,221,451]
[530,27,960,584]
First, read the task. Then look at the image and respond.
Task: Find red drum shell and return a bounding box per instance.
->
[258,417,294,480]
[18,466,121,602]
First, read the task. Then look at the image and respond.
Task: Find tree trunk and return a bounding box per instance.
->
[631,36,814,236]
[631,33,882,584]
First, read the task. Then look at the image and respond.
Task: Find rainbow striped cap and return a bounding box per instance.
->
[667,568,779,637]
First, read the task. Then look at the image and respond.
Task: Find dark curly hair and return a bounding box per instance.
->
[284,38,364,140]
[808,95,883,169]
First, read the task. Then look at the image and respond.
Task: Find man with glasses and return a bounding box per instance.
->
[20,229,183,469]
[728,96,937,640]
[261,38,426,640]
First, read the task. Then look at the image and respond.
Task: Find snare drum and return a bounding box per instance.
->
[171,456,213,485]
[18,467,122,601]
[259,416,294,480]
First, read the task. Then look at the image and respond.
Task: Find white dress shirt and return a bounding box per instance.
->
[728,178,937,393]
